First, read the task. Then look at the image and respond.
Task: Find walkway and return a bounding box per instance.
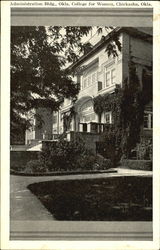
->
[10,168,152,221]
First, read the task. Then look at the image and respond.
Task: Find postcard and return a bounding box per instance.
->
[1,1,160,250]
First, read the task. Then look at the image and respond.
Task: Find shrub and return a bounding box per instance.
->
[120,159,152,171]
[96,141,121,166]
[40,134,113,172]
[14,134,113,174]
[136,138,152,160]
[95,154,113,169]
[76,154,99,170]
[25,160,45,173]
[10,151,40,172]
[41,134,91,171]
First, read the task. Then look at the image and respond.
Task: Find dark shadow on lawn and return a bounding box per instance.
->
[28,176,152,221]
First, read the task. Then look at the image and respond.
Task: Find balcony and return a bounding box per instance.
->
[78,122,112,134]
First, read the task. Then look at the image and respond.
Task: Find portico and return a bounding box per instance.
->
[73,95,98,132]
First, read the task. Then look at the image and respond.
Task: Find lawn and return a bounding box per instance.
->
[28,176,152,221]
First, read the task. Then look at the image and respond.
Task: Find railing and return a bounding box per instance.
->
[42,134,53,140]
[52,133,67,140]
[39,124,113,141]
[52,134,61,140]
[78,122,112,134]
[90,122,104,133]
[40,133,60,140]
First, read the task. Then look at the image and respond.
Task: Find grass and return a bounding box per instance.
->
[28,176,152,221]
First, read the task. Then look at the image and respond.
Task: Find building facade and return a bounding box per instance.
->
[52,28,152,137]
[25,27,152,157]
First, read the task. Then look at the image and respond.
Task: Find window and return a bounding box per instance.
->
[83,78,88,89]
[106,71,110,87]
[88,75,91,86]
[83,113,96,122]
[105,112,112,124]
[105,68,116,87]
[111,69,116,85]
[144,112,152,129]
[53,114,57,124]
[98,81,102,91]
[82,71,97,89]
[92,72,97,84]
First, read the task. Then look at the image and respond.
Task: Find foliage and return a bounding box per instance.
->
[11,26,121,140]
[119,62,145,157]
[120,159,152,171]
[11,26,81,136]
[10,151,40,173]
[136,137,152,160]
[94,62,152,160]
[25,160,44,173]
[96,136,122,166]
[94,85,124,163]
[41,134,88,171]
[76,154,98,170]
[93,84,123,123]
[40,134,112,171]
[94,154,113,169]
[14,152,112,174]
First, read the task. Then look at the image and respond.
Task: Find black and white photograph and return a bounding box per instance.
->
[1,1,160,249]
[10,25,153,220]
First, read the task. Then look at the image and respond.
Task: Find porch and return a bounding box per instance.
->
[78,122,112,134]
[78,122,104,133]
[51,122,111,140]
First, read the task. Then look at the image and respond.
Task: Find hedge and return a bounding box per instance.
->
[10,151,40,172]
[120,159,152,171]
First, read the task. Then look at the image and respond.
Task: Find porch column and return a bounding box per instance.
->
[75,114,80,132]
[79,123,83,132]
[87,123,91,132]
[70,118,74,131]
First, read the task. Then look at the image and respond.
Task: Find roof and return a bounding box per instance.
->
[69,27,152,71]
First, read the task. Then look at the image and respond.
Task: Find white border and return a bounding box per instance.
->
[1,1,160,249]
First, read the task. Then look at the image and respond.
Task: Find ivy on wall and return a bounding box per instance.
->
[93,61,152,159]
[93,84,123,124]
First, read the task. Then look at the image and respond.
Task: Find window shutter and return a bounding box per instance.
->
[98,81,102,91]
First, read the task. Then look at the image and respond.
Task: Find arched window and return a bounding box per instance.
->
[80,100,93,113]
[80,100,96,123]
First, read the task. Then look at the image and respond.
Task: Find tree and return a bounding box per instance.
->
[11,26,121,141]
[94,61,152,162]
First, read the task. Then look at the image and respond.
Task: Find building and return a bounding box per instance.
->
[25,27,152,157]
